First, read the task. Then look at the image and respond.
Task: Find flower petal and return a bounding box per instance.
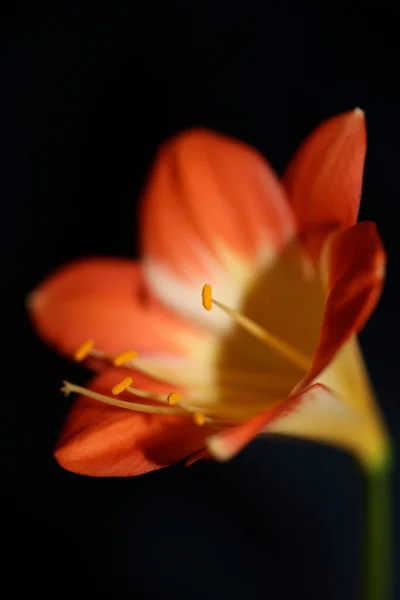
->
[28,257,208,361]
[283,109,366,259]
[55,369,210,477]
[315,338,390,466]
[185,448,212,467]
[141,129,296,328]
[207,384,362,461]
[298,221,385,391]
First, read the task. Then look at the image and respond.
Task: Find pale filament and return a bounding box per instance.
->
[61,381,185,415]
[202,283,312,372]
[61,381,244,426]
[121,382,278,416]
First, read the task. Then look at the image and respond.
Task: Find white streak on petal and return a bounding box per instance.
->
[143,238,282,332]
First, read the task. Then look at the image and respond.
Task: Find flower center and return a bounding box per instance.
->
[61,285,313,427]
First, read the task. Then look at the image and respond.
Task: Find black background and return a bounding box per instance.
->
[4,1,400,598]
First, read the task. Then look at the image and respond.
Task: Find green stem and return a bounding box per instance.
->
[363,452,394,600]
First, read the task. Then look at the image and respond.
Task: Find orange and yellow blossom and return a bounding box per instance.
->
[28,109,389,477]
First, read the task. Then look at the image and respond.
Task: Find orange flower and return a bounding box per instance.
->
[28,109,390,477]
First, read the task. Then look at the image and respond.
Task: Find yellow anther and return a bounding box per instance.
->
[113,350,138,367]
[74,339,94,362]
[112,377,133,395]
[193,411,206,426]
[202,283,213,311]
[167,392,181,405]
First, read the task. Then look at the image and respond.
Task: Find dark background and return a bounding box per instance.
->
[4,1,400,598]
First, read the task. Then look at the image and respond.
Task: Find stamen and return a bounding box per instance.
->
[193,411,206,426]
[202,283,213,310]
[112,377,133,395]
[72,343,204,407]
[123,384,254,423]
[67,327,293,426]
[61,381,264,426]
[74,339,94,362]
[123,383,181,404]
[71,341,292,425]
[113,350,138,367]
[201,284,311,372]
[61,381,186,415]
[167,392,181,405]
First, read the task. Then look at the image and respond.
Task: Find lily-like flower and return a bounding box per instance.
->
[28,109,389,477]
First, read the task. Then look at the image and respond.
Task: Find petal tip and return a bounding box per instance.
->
[353,106,365,118]
[350,107,366,133]
[163,127,217,152]
[53,444,73,472]
[25,289,42,313]
[206,435,232,462]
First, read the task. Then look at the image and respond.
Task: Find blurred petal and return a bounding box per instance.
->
[28,257,208,361]
[55,369,210,477]
[297,221,385,391]
[207,384,360,461]
[283,109,366,259]
[207,408,274,461]
[184,448,211,467]
[141,129,296,328]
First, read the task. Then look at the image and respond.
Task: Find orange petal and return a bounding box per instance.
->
[28,257,205,361]
[207,384,357,461]
[141,129,295,309]
[184,448,212,467]
[55,369,210,477]
[283,109,366,260]
[298,221,385,391]
[142,129,295,273]
[207,410,272,461]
